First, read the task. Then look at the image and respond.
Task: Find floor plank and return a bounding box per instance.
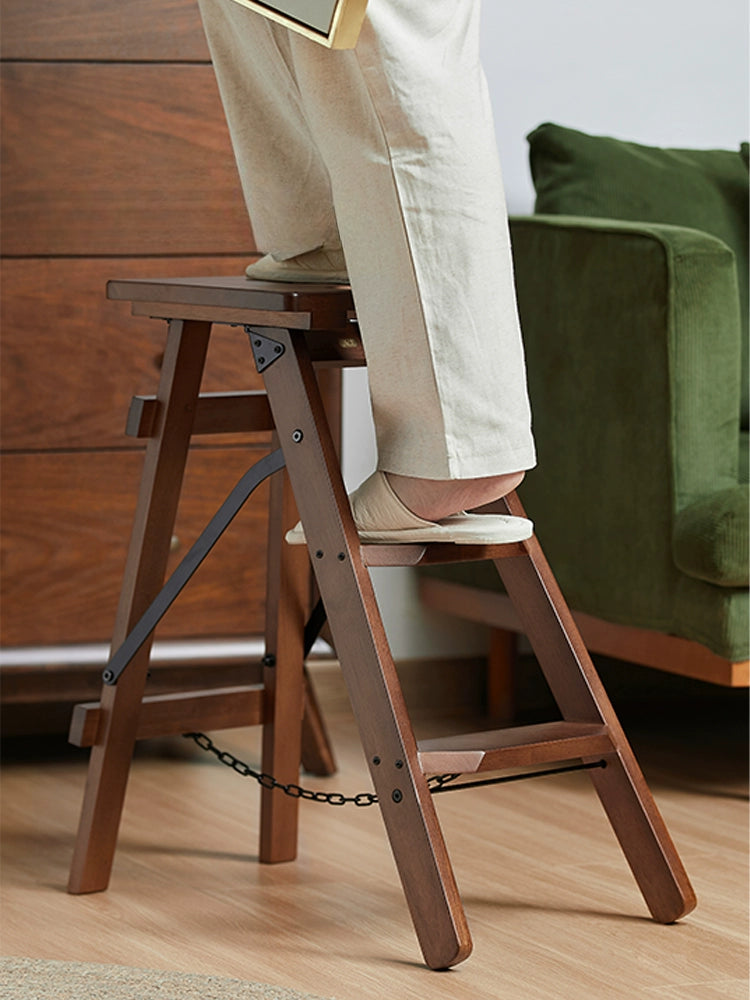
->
[1,662,747,999]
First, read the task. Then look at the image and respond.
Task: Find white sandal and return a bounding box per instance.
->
[286,470,533,545]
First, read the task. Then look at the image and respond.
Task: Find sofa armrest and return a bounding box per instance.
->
[507,214,743,629]
[510,214,742,506]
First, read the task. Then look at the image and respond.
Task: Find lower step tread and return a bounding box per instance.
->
[418,721,613,774]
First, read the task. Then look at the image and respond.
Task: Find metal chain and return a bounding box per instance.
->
[184,732,381,806]
[183,732,606,806]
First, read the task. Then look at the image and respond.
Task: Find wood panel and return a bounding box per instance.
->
[1,62,254,256]
[0,0,210,61]
[0,447,272,645]
[1,0,270,659]
[0,257,260,451]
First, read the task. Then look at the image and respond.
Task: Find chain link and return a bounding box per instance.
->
[184,732,606,806]
[184,732,381,806]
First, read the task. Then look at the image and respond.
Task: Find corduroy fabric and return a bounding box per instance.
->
[511,218,746,656]
[421,216,748,660]
[739,431,749,484]
[673,486,749,587]
[528,123,749,428]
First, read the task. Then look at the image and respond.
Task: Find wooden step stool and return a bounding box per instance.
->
[68,276,696,971]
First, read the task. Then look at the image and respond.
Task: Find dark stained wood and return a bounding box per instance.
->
[300,670,338,776]
[417,721,613,773]
[66,301,336,899]
[0,0,210,61]
[1,63,253,256]
[0,446,271,647]
[259,462,310,862]
[361,540,527,567]
[2,658,262,708]
[108,275,355,328]
[418,577,749,687]
[0,2,285,739]
[68,318,213,894]
[486,626,517,723]
[0,257,257,451]
[127,391,274,438]
[494,493,697,925]
[63,277,696,971]
[299,366,342,779]
[68,685,265,748]
[259,327,473,970]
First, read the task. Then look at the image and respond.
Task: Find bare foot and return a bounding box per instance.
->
[385,470,525,522]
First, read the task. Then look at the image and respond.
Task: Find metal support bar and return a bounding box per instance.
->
[428,760,608,794]
[103,449,286,685]
[303,599,328,660]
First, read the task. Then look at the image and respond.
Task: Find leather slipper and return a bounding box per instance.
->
[286,470,533,545]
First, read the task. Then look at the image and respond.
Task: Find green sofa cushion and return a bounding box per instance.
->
[740,431,749,485]
[528,122,749,426]
[673,486,749,587]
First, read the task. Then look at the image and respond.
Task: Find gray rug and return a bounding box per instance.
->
[0,958,337,1000]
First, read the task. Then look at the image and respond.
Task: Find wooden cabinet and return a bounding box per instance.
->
[1,0,274,727]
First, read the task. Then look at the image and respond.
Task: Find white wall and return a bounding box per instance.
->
[483,0,749,214]
[343,0,749,659]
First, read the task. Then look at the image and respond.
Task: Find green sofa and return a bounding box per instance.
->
[420,124,748,688]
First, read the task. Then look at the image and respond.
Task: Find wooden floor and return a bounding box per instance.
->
[1,661,748,1000]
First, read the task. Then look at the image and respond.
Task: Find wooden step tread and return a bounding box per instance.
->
[361,540,528,567]
[417,721,613,774]
[107,276,355,331]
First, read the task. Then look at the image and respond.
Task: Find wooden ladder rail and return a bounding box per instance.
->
[68,313,337,895]
[254,321,696,969]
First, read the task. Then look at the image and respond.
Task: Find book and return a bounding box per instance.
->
[228,0,368,48]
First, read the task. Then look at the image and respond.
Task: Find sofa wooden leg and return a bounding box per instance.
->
[486,628,517,723]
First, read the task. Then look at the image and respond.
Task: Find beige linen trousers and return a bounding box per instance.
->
[198,0,536,480]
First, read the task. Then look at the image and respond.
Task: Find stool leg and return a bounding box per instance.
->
[255,329,472,969]
[260,461,309,863]
[486,628,518,724]
[301,669,337,777]
[299,367,341,778]
[494,496,696,924]
[68,319,212,894]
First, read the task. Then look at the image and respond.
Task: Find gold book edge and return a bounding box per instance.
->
[227,0,368,49]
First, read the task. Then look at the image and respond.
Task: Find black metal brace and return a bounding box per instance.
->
[102,448,286,685]
[246,327,286,373]
[427,760,608,794]
[303,598,328,660]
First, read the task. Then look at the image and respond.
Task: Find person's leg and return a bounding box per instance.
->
[200,0,535,525]
[385,470,526,521]
[284,0,535,515]
[197,0,340,263]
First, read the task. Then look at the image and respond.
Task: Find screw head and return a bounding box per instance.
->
[392,789,403,803]
[292,429,304,443]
